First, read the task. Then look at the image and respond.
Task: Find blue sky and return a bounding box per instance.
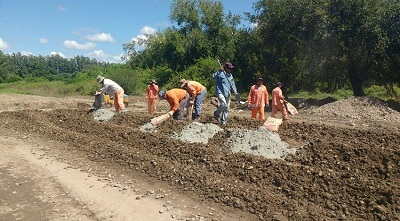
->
[0,0,256,63]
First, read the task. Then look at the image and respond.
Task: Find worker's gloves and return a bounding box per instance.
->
[189,100,194,105]
[266,103,270,107]
[168,111,174,117]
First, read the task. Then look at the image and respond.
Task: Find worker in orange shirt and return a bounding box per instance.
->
[180,79,207,120]
[158,89,190,120]
[271,82,288,120]
[247,77,269,120]
[146,79,159,114]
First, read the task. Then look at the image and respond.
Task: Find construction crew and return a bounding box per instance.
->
[180,79,207,120]
[158,89,190,120]
[212,62,239,125]
[247,77,269,120]
[271,82,288,120]
[146,79,159,114]
[96,75,125,113]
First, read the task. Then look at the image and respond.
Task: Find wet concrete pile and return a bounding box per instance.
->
[0,109,399,220]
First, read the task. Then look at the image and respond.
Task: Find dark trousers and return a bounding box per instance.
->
[173,93,190,120]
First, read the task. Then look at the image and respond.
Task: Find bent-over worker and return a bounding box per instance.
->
[180,79,207,120]
[96,75,125,112]
[247,77,269,120]
[271,82,288,120]
[158,89,190,120]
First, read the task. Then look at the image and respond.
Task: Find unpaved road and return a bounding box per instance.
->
[0,93,399,221]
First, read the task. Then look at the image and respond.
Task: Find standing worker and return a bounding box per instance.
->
[180,79,207,120]
[271,82,288,120]
[96,75,125,113]
[158,89,190,120]
[146,79,159,114]
[247,77,269,120]
[212,62,239,125]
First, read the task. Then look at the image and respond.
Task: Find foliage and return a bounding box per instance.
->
[1,0,399,100]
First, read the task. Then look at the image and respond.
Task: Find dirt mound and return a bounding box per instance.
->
[305,96,400,122]
[0,108,399,220]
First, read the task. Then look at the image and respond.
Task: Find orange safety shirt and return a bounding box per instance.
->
[165,89,187,112]
[271,86,284,106]
[146,84,159,99]
[247,85,269,107]
[186,81,206,101]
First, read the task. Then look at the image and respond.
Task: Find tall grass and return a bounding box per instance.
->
[0,81,81,97]
[0,79,398,102]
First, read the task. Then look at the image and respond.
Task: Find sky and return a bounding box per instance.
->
[0,0,257,63]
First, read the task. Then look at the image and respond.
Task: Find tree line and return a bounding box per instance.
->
[124,0,400,97]
[1,0,399,98]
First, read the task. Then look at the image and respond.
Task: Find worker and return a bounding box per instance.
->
[247,77,269,120]
[212,62,239,125]
[96,75,125,112]
[146,79,159,114]
[271,82,288,120]
[158,89,190,120]
[180,79,207,120]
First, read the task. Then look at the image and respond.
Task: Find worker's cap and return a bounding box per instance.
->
[96,75,105,83]
[158,90,166,99]
[224,62,235,69]
[276,82,283,86]
[257,77,263,82]
[180,79,188,88]
[151,79,157,84]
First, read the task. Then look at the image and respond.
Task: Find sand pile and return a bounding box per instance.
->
[226,127,296,159]
[172,122,223,144]
[93,109,115,121]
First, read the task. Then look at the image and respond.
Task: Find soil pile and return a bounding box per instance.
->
[306,96,400,123]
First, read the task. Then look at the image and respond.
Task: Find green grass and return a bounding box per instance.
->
[290,85,400,101]
[0,81,81,97]
[1,80,399,102]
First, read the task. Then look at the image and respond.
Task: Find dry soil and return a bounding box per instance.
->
[0,93,399,221]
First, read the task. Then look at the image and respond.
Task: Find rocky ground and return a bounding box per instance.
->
[0,93,399,221]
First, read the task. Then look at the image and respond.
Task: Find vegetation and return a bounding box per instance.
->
[0,0,399,101]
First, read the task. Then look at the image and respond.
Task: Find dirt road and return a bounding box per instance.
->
[0,93,399,221]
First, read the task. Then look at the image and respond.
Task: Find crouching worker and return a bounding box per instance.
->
[180,79,207,120]
[96,75,125,112]
[158,89,190,120]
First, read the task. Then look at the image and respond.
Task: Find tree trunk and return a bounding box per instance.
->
[348,67,365,97]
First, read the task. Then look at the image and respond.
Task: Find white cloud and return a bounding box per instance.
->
[63,40,96,50]
[140,26,157,35]
[20,51,33,56]
[0,38,10,50]
[86,50,123,63]
[50,51,65,58]
[39,37,48,44]
[85,33,115,42]
[130,26,157,43]
[113,54,124,62]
